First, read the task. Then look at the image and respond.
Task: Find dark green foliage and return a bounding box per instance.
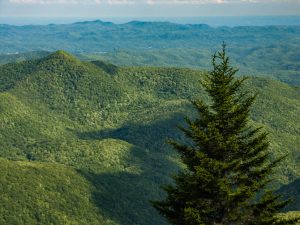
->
[91,60,119,75]
[278,179,300,212]
[153,46,299,225]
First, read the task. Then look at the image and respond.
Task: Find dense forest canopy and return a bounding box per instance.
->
[0,51,299,224]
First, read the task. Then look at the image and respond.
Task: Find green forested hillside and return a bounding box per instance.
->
[0,158,109,225]
[0,51,299,224]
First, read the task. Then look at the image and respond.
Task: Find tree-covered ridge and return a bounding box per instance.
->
[0,51,299,224]
[1,22,299,53]
[0,21,299,85]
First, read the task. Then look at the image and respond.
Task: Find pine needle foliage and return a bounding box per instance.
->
[152,45,299,225]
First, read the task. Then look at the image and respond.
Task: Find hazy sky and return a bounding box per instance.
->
[0,0,300,18]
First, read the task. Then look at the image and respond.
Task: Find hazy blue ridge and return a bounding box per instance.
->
[0,21,300,85]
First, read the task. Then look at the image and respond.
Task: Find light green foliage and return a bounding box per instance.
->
[0,51,299,224]
[280,212,300,223]
[0,158,115,225]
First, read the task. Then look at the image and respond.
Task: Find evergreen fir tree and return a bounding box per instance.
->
[153,44,299,225]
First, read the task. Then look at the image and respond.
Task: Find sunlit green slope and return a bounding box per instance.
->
[0,51,299,224]
[0,157,118,225]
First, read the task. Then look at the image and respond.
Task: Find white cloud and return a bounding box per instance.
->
[9,0,135,4]
[8,0,300,4]
[147,0,226,4]
[144,0,300,3]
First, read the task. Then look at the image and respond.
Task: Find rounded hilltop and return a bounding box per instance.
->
[47,50,76,59]
[42,50,81,65]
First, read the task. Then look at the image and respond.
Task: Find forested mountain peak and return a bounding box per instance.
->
[72,20,114,26]
[44,50,79,63]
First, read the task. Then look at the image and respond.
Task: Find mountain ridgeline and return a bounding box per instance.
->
[0,51,299,224]
[0,21,300,85]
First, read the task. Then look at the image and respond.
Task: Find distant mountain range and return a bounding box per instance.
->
[0,20,299,85]
[2,16,300,26]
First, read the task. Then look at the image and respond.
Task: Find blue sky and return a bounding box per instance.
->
[0,0,300,18]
